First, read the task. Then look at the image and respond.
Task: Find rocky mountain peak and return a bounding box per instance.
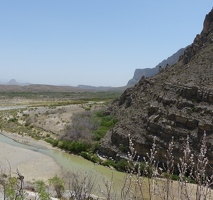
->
[8,79,19,85]
[100,8,213,171]
[202,8,213,34]
[180,8,213,65]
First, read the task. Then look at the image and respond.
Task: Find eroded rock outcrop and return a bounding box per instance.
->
[127,48,185,86]
[100,8,213,169]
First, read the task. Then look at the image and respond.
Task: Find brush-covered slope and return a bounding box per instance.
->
[100,8,213,167]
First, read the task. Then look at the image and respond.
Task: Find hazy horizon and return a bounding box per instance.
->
[1,1,212,87]
[0,78,117,87]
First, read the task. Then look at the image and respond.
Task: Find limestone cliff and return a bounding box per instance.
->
[127,48,185,86]
[100,8,213,169]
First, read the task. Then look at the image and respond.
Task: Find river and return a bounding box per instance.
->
[0,105,27,111]
[0,133,125,196]
[0,105,126,196]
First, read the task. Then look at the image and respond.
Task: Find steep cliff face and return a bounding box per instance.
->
[181,9,213,65]
[127,48,185,86]
[100,8,213,168]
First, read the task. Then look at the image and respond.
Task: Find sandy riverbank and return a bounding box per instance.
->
[1,131,54,149]
[0,132,62,182]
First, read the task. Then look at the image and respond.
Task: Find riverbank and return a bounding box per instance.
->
[0,131,127,197]
[1,131,54,149]
[0,131,62,182]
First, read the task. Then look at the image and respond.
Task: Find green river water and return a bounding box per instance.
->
[0,133,125,196]
[0,105,126,196]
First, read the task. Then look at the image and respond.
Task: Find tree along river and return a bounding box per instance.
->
[0,133,125,195]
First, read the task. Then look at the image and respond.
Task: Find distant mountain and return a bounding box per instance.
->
[6,79,30,86]
[7,79,19,85]
[0,80,125,91]
[0,84,86,93]
[77,85,126,91]
[127,47,186,86]
[0,83,126,93]
[77,85,112,90]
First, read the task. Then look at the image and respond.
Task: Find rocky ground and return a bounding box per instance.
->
[22,104,86,137]
[0,96,105,140]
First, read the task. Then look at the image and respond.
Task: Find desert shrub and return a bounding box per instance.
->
[79,151,101,163]
[115,159,128,171]
[63,170,97,199]
[25,119,31,127]
[0,167,25,200]
[102,160,116,168]
[34,180,50,200]
[5,177,18,199]
[45,138,59,147]
[93,127,108,140]
[80,151,92,160]
[100,115,117,127]
[45,137,92,154]
[8,117,18,123]
[64,110,117,142]
[60,140,90,153]
[171,174,179,181]
[64,111,97,142]
[22,113,29,117]
[49,175,64,198]
[92,111,117,141]
[90,154,101,163]
[92,142,100,152]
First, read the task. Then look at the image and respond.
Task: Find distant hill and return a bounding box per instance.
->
[6,79,30,86]
[8,79,17,85]
[0,83,126,93]
[127,47,186,86]
[0,79,127,92]
[77,85,126,91]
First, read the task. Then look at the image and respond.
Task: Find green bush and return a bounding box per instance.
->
[60,140,90,153]
[102,160,116,167]
[92,112,117,141]
[8,118,18,123]
[80,151,91,160]
[93,127,108,140]
[91,142,100,152]
[45,138,59,147]
[171,174,179,181]
[48,175,64,198]
[90,154,101,163]
[115,159,128,171]
[79,151,101,163]
[101,115,117,127]
[34,180,50,200]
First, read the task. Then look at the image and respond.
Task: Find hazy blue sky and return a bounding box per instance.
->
[0,1,212,87]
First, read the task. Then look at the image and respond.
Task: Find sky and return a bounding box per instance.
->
[0,1,212,87]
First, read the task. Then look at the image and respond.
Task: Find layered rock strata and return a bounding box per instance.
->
[100,8,213,170]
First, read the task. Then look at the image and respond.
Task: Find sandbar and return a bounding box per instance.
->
[0,134,62,182]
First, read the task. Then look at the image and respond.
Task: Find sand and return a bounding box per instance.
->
[0,132,62,182]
